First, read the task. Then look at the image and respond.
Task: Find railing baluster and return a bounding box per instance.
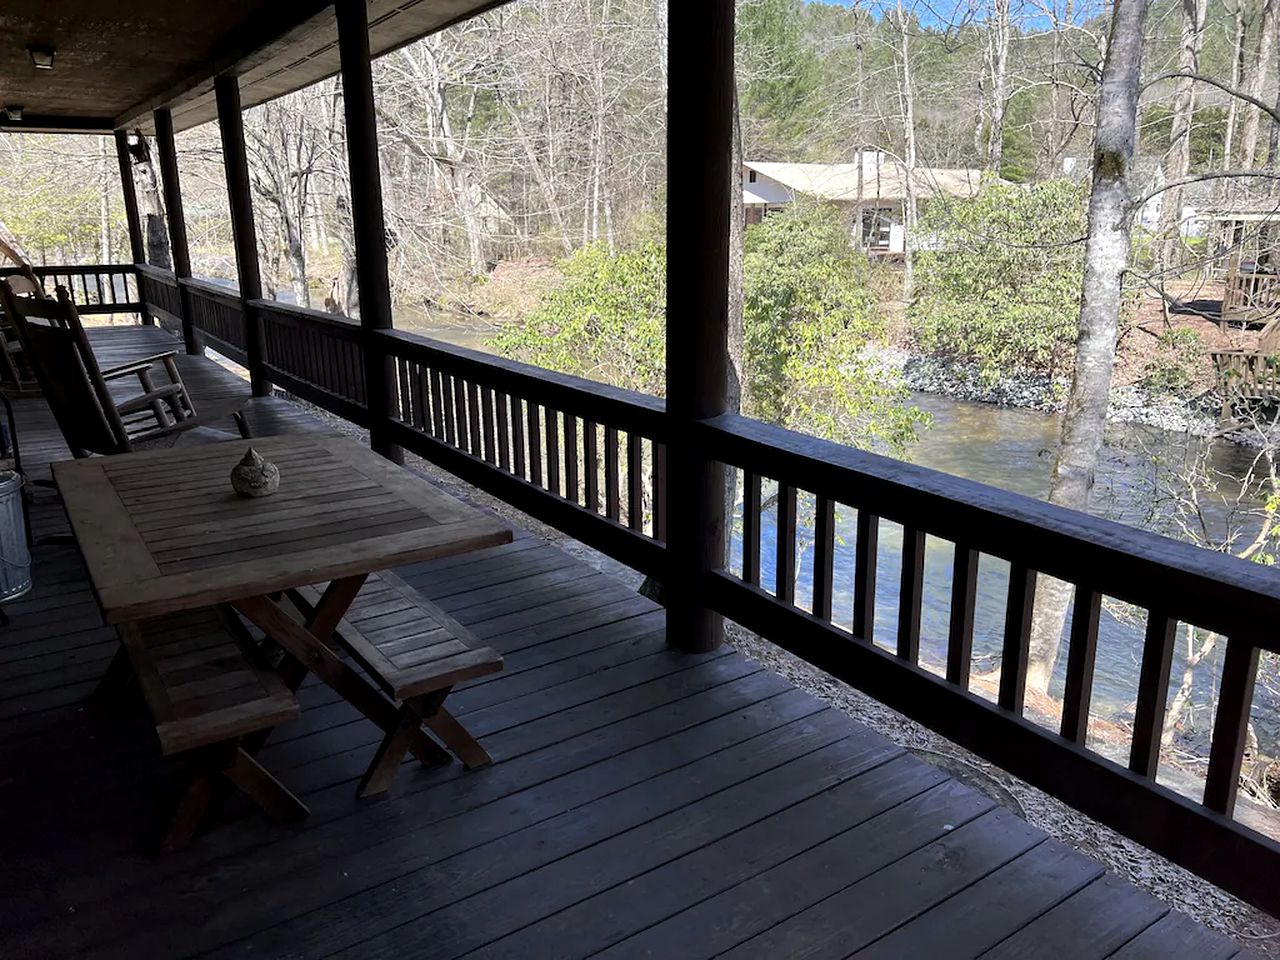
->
[430,369,445,438]
[527,402,543,486]
[564,415,579,504]
[454,376,470,452]
[1060,587,1101,743]
[495,391,511,471]
[742,470,761,586]
[1204,638,1260,815]
[481,386,497,463]
[999,563,1037,713]
[652,442,666,541]
[396,358,411,422]
[947,546,979,686]
[412,365,428,430]
[898,526,925,662]
[853,510,879,643]
[467,382,482,456]
[1129,611,1178,778]
[776,483,797,604]
[511,397,526,478]
[584,420,600,512]
[604,426,620,521]
[627,431,644,531]
[545,409,561,495]
[93,271,104,306]
[442,374,458,446]
[812,496,835,621]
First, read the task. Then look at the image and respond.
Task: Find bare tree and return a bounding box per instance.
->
[1026,0,1148,692]
[1156,0,1206,274]
[985,0,1012,174]
[1241,0,1278,169]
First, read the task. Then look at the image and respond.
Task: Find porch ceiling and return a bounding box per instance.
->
[0,0,507,136]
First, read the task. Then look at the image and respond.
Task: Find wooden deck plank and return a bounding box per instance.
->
[0,324,1247,960]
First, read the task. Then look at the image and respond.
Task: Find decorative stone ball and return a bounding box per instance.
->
[230,447,280,498]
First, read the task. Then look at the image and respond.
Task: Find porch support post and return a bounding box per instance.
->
[214,74,271,398]
[335,0,402,463]
[113,131,146,266]
[664,0,733,653]
[153,107,199,354]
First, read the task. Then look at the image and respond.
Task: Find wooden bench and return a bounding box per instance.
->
[115,605,307,851]
[290,571,503,797]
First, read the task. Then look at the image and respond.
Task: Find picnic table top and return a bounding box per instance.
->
[53,434,512,623]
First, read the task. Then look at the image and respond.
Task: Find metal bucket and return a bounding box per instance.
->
[0,471,31,603]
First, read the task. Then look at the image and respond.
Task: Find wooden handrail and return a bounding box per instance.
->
[379,328,668,441]
[695,411,1280,648]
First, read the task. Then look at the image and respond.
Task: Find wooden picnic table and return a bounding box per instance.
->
[54,435,513,841]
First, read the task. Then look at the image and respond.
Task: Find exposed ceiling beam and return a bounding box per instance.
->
[0,115,116,134]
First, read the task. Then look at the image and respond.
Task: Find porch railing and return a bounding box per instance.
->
[16,260,1280,916]
[0,263,140,315]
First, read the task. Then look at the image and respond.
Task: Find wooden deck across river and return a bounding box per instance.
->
[0,326,1253,959]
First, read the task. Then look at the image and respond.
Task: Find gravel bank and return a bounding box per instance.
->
[870,346,1227,439]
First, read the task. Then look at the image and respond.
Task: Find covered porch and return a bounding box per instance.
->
[1,1,1278,957]
[2,324,1248,959]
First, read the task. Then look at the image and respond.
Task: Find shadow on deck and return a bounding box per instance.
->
[0,326,1251,959]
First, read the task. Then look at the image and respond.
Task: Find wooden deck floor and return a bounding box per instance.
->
[0,326,1252,959]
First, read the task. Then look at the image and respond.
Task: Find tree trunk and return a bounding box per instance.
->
[1157,0,1206,274]
[129,132,172,269]
[1224,2,1248,171]
[986,0,1011,175]
[99,137,112,264]
[896,2,919,298]
[1242,0,1278,169]
[1026,0,1148,693]
[1162,625,1219,748]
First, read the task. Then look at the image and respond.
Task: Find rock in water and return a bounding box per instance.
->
[230,447,280,498]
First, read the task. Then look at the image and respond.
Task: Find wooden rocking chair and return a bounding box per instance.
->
[0,269,44,396]
[0,282,199,457]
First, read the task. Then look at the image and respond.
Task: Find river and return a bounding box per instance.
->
[397,308,1279,762]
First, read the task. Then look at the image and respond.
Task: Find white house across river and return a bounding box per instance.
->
[743,153,984,254]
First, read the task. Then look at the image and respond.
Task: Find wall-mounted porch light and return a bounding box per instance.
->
[27,45,55,70]
[3,106,23,122]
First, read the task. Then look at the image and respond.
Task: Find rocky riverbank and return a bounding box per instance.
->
[870,346,1230,440]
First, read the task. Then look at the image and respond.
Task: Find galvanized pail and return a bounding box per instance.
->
[0,471,31,603]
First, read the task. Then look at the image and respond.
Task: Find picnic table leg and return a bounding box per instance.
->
[233,591,451,768]
[358,689,491,798]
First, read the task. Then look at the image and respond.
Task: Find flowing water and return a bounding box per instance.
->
[399,308,1279,758]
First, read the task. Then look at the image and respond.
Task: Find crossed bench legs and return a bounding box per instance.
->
[358,688,492,798]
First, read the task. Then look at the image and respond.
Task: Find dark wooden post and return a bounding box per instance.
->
[335,0,402,463]
[664,0,733,653]
[113,131,146,266]
[153,107,200,354]
[214,74,271,398]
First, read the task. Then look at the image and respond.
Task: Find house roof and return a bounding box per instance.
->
[744,160,985,204]
[0,0,511,135]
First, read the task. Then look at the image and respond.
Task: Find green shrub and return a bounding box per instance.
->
[1140,327,1203,395]
[911,179,1087,382]
[493,202,928,454]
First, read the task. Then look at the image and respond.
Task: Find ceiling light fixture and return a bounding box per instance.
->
[4,106,23,122]
[27,45,55,70]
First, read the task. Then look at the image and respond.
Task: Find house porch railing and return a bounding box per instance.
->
[14,260,1280,917]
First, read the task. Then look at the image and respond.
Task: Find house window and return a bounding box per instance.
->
[748,170,757,183]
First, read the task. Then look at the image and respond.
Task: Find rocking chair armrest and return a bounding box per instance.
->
[115,383,185,416]
[101,351,181,381]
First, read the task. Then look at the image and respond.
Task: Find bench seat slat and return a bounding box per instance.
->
[119,606,300,756]
[300,571,502,702]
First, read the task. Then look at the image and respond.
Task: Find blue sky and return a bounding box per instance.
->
[804,0,1105,29]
